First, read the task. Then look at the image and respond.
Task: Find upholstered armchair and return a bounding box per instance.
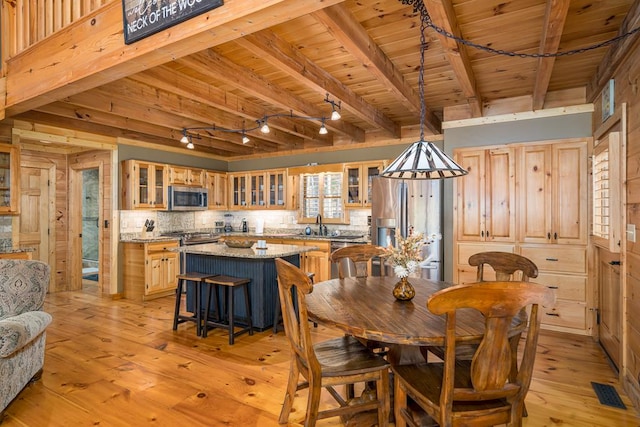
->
[0,260,52,416]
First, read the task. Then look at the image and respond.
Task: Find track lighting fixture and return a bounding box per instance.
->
[179,96,343,150]
[324,93,342,121]
[260,119,270,134]
[319,119,328,135]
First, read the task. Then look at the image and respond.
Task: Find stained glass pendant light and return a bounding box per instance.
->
[381,3,467,180]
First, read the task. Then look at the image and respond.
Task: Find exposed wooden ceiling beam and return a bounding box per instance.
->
[177,50,365,141]
[532,0,571,110]
[424,0,482,117]
[587,0,640,101]
[129,67,327,142]
[312,4,441,134]
[35,102,253,155]
[94,80,305,148]
[4,0,344,116]
[15,110,242,157]
[236,29,401,137]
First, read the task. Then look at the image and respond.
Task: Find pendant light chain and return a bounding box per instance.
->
[419,17,427,142]
[401,0,640,58]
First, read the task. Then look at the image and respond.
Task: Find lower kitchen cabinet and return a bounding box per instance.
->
[266,238,330,283]
[123,240,180,301]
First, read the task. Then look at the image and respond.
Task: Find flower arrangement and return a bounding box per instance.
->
[384,232,427,278]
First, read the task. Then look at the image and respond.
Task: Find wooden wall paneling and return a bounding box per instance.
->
[611,31,640,410]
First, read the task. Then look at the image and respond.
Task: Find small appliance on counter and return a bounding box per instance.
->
[241,218,248,232]
[255,218,265,234]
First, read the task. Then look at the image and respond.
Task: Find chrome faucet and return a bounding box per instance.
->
[316,214,323,236]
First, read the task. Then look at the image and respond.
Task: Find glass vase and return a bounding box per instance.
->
[393,276,415,301]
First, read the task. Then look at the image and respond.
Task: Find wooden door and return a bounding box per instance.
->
[553,142,588,245]
[598,248,621,368]
[19,163,55,266]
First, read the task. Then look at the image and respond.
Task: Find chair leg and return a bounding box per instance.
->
[279,360,300,424]
[195,281,202,337]
[394,375,408,427]
[227,287,235,345]
[172,279,184,330]
[305,378,322,427]
[377,370,390,427]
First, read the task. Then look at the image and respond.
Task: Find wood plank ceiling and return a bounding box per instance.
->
[5,0,638,158]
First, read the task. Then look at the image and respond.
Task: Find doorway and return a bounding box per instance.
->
[69,158,109,294]
[81,168,100,293]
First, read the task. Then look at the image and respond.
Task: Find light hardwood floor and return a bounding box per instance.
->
[2,287,639,426]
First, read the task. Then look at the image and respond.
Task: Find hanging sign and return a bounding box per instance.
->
[122,0,224,45]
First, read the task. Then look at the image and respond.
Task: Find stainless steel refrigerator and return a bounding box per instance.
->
[371,176,443,281]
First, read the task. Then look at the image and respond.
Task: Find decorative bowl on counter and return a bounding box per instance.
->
[224,239,256,248]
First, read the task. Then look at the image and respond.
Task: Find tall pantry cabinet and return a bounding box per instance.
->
[453,138,592,335]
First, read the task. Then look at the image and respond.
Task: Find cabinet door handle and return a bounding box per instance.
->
[554,232,558,240]
[547,286,559,289]
[547,232,551,240]
[486,230,490,237]
[546,313,560,317]
[609,261,621,265]
[481,231,484,237]
[545,258,559,261]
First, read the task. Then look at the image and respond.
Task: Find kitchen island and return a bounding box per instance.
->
[176,242,314,330]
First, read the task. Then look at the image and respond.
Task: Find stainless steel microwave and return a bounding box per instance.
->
[168,186,208,211]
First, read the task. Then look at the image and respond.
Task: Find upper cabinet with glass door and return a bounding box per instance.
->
[0,143,20,214]
[344,161,384,208]
[121,160,168,210]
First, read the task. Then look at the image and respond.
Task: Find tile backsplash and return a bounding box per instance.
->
[120,209,370,236]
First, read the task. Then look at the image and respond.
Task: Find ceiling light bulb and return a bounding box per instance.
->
[186,141,195,149]
[180,134,189,144]
[260,121,270,134]
[242,135,250,144]
[319,122,328,135]
[331,109,341,121]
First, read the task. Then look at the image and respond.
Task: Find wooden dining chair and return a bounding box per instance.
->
[274,258,391,427]
[469,251,539,282]
[394,281,554,427]
[329,244,388,279]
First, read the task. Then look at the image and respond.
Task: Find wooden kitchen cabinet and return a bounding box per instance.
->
[205,171,228,210]
[454,147,515,242]
[267,169,287,209]
[0,143,20,214]
[344,161,384,207]
[520,244,590,334]
[169,166,205,187]
[121,160,168,210]
[265,238,330,283]
[518,141,588,245]
[229,173,248,208]
[123,240,179,301]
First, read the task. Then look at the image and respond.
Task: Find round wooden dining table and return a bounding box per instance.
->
[305,275,527,364]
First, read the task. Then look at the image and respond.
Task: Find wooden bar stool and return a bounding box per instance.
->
[173,272,216,337]
[203,275,253,344]
[273,272,315,334]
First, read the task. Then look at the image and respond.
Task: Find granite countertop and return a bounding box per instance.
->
[120,232,369,244]
[174,242,315,259]
[120,236,181,243]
